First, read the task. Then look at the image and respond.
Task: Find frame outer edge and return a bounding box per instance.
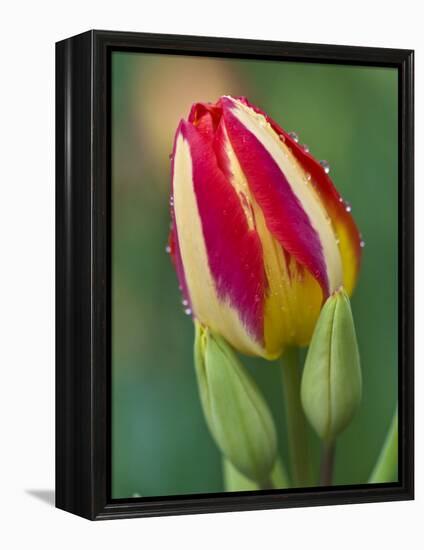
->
[56,30,415,520]
[399,50,414,499]
[55,30,96,520]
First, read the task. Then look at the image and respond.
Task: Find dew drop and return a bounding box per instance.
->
[306,173,312,182]
[165,244,171,254]
[319,160,330,174]
[279,133,286,142]
[360,240,366,248]
[289,131,299,142]
[302,144,310,153]
[345,201,352,213]
[339,196,344,203]
[169,195,174,207]
[182,298,189,307]
[184,307,192,316]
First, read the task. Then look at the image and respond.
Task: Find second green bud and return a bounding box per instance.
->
[301,288,362,442]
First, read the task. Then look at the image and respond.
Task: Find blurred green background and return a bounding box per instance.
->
[111,52,398,498]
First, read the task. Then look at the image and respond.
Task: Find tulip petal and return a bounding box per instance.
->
[236,97,362,295]
[221,97,343,299]
[188,102,221,137]
[278,137,361,295]
[172,120,267,355]
[213,116,323,356]
[169,125,192,310]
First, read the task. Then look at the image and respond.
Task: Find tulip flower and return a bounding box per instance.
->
[168,96,362,359]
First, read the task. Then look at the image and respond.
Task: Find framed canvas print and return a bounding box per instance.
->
[55,30,414,520]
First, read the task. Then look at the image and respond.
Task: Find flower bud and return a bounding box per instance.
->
[169,96,363,359]
[194,321,277,484]
[301,288,362,441]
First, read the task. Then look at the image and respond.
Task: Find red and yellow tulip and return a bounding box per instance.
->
[168,96,362,360]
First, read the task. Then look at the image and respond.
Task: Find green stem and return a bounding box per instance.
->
[281,348,312,487]
[319,441,336,486]
[259,477,274,491]
[223,457,289,492]
[369,408,398,484]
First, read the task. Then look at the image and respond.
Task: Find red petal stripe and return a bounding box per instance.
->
[221,98,330,298]
[180,120,267,343]
[237,97,362,288]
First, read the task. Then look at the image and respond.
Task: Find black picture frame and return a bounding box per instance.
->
[55,29,414,520]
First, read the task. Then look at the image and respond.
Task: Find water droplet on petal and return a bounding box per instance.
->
[184,307,192,316]
[306,173,311,181]
[169,196,174,207]
[320,160,330,174]
[182,298,189,307]
[360,240,366,248]
[165,245,171,254]
[302,144,310,152]
[345,201,352,213]
[279,133,286,142]
[339,196,344,203]
[289,131,299,142]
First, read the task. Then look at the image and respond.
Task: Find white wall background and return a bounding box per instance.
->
[0,1,421,547]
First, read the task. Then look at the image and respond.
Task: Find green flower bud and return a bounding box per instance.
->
[301,288,362,442]
[194,321,277,484]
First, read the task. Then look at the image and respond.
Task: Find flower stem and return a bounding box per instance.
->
[319,441,336,486]
[258,477,274,491]
[223,457,289,492]
[369,408,398,483]
[281,348,312,487]
[223,458,259,492]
